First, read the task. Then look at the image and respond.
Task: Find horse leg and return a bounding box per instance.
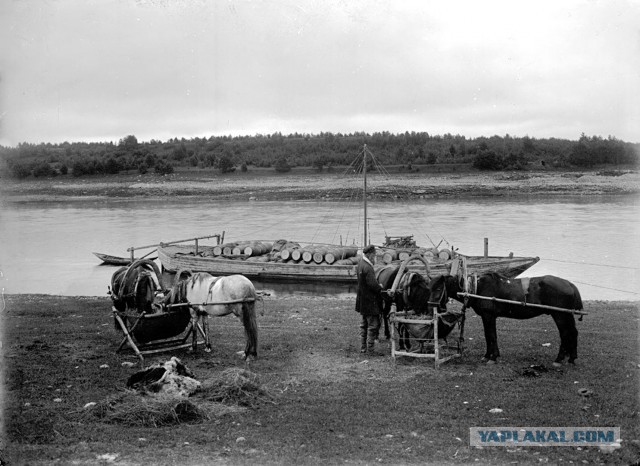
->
[568,323,578,364]
[203,314,212,353]
[189,309,199,353]
[551,313,578,366]
[480,313,499,363]
[383,301,391,340]
[382,312,390,341]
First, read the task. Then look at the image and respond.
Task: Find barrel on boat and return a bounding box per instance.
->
[325,247,358,264]
[313,248,328,264]
[381,249,398,264]
[244,242,273,257]
[280,242,302,260]
[302,249,314,263]
[438,249,451,260]
[214,242,237,256]
[398,249,413,261]
[283,248,302,262]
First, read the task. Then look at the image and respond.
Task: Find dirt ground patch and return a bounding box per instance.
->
[2,295,639,465]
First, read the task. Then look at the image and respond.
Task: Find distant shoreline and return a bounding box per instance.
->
[1,168,638,202]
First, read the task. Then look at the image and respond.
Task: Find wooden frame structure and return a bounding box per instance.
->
[113,304,207,366]
[387,255,465,368]
[389,304,465,367]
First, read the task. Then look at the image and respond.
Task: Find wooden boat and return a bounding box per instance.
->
[157,241,539,283]
[93,252,157,266]
[156,145,540,283]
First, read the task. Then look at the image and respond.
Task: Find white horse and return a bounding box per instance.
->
[163,272,258,360]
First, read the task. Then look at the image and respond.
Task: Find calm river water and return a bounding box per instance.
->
[0,195,638,300]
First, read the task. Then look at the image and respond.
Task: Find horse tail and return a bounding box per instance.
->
[241,298,258,359]
[570,282,583,311]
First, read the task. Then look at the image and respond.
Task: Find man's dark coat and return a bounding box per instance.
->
[355,257,382,316]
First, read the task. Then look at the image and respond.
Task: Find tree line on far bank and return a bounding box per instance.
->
[0,131,637,179]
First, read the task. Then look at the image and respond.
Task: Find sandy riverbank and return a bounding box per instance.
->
[1,168,638,202]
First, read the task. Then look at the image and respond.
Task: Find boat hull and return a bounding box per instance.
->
[93,252,157,266]
[157,245,539,282]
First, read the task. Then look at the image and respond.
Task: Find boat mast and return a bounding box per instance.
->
[363,144,368,247]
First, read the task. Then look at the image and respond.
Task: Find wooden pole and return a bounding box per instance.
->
[484,238,488,258]
[363,145,368,248]
[139,249,157,260]
[113,311,144,365]
[456,292,587,315]
[129,234,221,253]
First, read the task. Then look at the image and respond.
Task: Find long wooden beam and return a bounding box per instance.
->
[129,234,223,252]
[456,292,587,315]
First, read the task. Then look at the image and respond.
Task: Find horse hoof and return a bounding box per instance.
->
[204,347,212,353]
[481,357,489,363]
[552,362,562,368]
[486,359,497,365]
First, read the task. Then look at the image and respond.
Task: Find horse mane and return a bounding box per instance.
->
[160,279,183,306]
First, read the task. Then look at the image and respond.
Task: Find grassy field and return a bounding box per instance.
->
[2,295,639,465]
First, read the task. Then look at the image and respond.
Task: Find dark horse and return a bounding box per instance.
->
[109,260,191,343]
[430,272,582,365]
[376,263,458,351]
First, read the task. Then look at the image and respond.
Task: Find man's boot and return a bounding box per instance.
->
[360,336,368,353]
[367,339,377,354]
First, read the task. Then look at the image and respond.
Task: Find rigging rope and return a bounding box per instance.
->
[542,258,640,270]
[568,280,639,296]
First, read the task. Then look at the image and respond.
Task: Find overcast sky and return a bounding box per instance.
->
[1,0,638,147]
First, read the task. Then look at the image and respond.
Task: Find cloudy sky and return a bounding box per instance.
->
[1,0,638,147]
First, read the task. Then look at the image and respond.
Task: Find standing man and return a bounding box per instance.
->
[355,244,384,354]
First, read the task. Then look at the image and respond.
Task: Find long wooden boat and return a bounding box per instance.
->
[156,145,539,283]
[157,241,539,283]
[93,252,157,266]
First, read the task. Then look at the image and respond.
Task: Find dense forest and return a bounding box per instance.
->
[0,131,637,179]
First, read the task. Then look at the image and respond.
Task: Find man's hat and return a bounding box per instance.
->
[363,244,375,254]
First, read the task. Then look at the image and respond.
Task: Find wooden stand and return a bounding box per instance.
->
[113,306,207,366]
[389,302,465,368]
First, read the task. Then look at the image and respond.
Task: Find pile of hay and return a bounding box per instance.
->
[78,368,273,427]
[199,368,275,407]
[79,391,240,427]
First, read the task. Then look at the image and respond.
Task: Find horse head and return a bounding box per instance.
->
[400,272,431,315]
[429,274,465,305]
[110,259,163,313]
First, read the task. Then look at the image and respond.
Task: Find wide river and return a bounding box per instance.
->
[0,195,638,300]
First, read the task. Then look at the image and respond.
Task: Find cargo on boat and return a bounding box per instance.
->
[156,235,539,283]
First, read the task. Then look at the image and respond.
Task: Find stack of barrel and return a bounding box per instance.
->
[209,239,360,265]
[282,245,358,265]
[380,246,452,264]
